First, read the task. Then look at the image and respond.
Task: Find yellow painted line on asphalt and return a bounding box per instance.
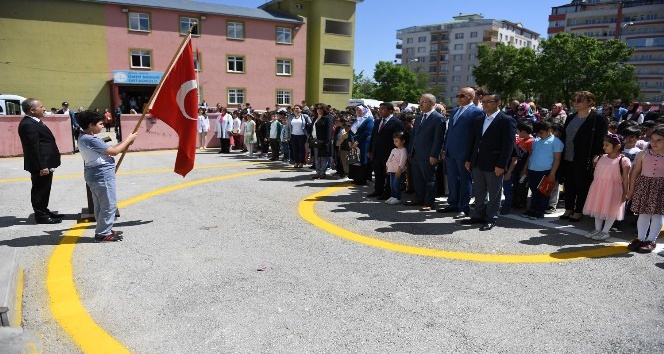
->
[0,162,258,183]
[47,169,270,353]
[299,186,629,263]
[12,269,24,327]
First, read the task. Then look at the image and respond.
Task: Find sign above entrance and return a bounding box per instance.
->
[113,70,164,84]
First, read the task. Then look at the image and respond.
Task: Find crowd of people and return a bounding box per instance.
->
[202,89,663,253]
[18,91,664,248]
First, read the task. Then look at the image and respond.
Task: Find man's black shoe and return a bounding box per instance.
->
[377,195,390,200]
[366,192,381,198]
[436,206,459,213]
[36,217,62,224]
[48,212,65,219]
[458,218,484,225]
[480,222,496,231]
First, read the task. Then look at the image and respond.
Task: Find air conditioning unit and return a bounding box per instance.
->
[295,3,303,9]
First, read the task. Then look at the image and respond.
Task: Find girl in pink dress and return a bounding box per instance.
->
[582,134,631,240]
[626,126,664,253]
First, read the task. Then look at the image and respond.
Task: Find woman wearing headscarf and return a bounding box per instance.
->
[285,104,312,168]
[349,105,375,185]
[545,103,567,125]
[559,91,608,222]
[517,102,536,122]
[310,103,334,179]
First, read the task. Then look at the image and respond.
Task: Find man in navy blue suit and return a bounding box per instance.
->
[459,93,516,231]
[404,93,445,211]
[438,87,484,217]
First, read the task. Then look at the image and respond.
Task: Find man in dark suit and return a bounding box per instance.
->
[18,98,63,224]
[459,93,516,231]
[405,93,445,211]
[367,102,404,199]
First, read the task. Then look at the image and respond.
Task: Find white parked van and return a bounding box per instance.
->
[348,98,383,108]
[0,94,26,116]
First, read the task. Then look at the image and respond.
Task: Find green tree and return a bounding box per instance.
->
[473,43,536,103]
[352,70,377,99]
[372,61,422,103]
[534,33,638,108]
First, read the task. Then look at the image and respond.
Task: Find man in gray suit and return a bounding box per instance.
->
[404,93,445,211]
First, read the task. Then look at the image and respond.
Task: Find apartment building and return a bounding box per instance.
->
[0,0,362,111]
[396,14,540,104]
[548,0,664,102]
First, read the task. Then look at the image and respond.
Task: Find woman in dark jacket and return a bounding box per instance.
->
[559,91,608,222]
[349,105,375,185]
[311,103,334,179]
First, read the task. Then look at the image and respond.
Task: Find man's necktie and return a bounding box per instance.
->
[421,113,428,124]
[378,119,385,132]
[452,108,464,126]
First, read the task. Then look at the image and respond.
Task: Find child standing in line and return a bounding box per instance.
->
[77,110,138,242]
[582,134,631,240]
[385,131,408,205]
[520,121,563,220]
[279,114,291,162]
[197,108,209,150]
[626,126,664,253]
[507,121,534,211]
[244,113,257,157]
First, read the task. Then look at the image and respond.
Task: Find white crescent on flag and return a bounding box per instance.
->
[177,79,198,120]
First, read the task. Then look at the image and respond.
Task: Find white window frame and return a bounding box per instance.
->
[180,17,200,36]
[227,21,245,40]
[276,27,292,44]
[128,12,150,32]
[276,90,292,106]
[276,59,292,76]
[130,49,152,69]
[227,88,245,105]
[227,56,245,73]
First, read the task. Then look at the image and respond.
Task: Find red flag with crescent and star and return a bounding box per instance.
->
[149,34,198,177]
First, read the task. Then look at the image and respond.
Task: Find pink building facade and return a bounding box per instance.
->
[102,2,307,112]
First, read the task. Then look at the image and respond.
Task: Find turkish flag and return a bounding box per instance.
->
[149,36,198,177]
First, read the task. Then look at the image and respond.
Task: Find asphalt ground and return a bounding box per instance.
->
[1,133,663,353]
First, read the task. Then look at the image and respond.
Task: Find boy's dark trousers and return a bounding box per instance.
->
[269,139,280,160]
[513,176,529,209]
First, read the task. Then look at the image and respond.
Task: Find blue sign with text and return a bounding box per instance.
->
[113,70,164,85]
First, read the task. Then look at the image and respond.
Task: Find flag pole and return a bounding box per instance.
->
[115,24,197,173]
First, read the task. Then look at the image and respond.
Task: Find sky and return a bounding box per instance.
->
[205,0,566,76]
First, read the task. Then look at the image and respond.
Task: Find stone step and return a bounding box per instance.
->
[0,327,41,354]
[0,248,20,327]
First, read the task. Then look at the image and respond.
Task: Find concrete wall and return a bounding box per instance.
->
[0,115,76,157]
[0,114,222,158]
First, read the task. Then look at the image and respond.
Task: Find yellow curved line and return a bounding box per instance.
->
[47,169,270,353]
[299,186,629,263]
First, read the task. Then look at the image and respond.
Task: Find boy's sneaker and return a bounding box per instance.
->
[637,241,656,253]
[387,198,401,205]
[528,213,544,220]
[544,206,557,214]
[94,230,123,242]
[626,238,643,252]
[584,230,601,239]
[384,197,395,204]
[592,231,611,241]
